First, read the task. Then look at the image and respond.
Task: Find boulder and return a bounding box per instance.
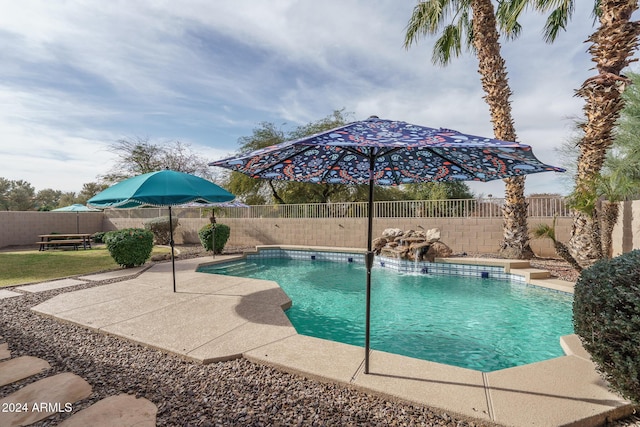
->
[424,241,453,261]
[410,242,431,261]
[372,237,388,254]
[382,228,403,238]
[380,247,403,258]
[425,228,441,243]
[400,237,425,244]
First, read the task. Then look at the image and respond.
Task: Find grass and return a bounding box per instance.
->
[0,246,170,287]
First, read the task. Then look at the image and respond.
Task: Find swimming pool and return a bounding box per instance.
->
[198,252,573,372]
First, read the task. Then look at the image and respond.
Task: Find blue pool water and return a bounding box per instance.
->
[199,257,574,372]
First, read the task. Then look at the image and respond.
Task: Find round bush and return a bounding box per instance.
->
[198,223,230,254]
[573,249,640,404]
[144,215,179,245]
[104,228,154,268]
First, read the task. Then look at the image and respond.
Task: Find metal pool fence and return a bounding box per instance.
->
[103,197,570,220]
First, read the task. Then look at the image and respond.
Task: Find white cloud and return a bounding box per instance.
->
[0,0,637,197]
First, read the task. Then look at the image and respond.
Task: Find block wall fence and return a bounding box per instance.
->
[2,201,639,259]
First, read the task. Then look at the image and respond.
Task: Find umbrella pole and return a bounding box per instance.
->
[211,209,217,259]
[364,153,375,374]
[169,206,177,293]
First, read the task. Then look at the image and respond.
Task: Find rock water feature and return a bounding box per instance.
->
[373,228,453,262]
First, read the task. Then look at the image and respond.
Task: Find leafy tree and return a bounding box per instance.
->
[77,182,109,205]
[102,137,213,183]
[6,180,35,211]
[226,110,361,204]
[35,188,62,211]
[607,72,640,188]
[404,182,474,200]
[58,192,78,207]
[227,110,478,205]
[405,0,533,259]
[0,177,11,211]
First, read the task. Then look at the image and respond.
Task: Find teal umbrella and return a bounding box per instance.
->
[88,169,235,291]
[52,204,101,233]
[52,203,101,212]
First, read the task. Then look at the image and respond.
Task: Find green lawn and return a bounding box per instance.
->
[0,246,170,287]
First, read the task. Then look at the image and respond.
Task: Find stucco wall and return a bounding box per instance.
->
[103,215,569,258]
[612,200,640,257]
[0,209,586,259]
[0,211,103,249]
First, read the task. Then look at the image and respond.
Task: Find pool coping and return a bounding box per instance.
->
[31,246,632,426]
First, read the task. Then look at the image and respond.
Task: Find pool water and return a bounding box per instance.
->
[199,258,574,372]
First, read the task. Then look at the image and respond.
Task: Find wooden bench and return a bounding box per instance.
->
[37,234,92,251]
[36,239,86,251]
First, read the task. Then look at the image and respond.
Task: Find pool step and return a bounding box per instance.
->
[208,262,265,277]
[509,268,551,281]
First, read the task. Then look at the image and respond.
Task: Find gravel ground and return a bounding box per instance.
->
[1,280,487,427]
[1,248,638,426]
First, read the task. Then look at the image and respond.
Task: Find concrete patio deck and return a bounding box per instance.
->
[31,255,633,426]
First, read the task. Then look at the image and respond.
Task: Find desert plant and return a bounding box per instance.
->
[104,228,154,268]
[573,250,640,405]
[531,218,582,272]
[198,223,230,254]
[144,215,179,245]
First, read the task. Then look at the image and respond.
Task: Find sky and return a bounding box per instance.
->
[1,1,637,198]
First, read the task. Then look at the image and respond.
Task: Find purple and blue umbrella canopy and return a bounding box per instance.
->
[88,169,235,292]
[210,116,563,373]
[211,117,562,185]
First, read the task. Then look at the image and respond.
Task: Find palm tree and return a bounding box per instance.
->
[405,0,534,259]
[572,0,640,265]
[532,218,583,272]
[517,0,640,265]
[597,172,638,257]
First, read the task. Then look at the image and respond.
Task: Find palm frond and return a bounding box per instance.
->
[532,223,556,241]
[433,25,463,65]
[404,0,473,64]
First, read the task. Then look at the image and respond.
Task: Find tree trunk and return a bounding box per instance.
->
[471,0,532,259]
[500,176,534,259]
[600,200,620,258]
[569,0,640,264]
[554,240,583,273]
[268,180,286,204]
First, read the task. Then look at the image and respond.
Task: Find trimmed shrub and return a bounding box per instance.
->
[573,250,640,405]
[144,216,179,245]
[104,228,154,268]
[198,223,230,254]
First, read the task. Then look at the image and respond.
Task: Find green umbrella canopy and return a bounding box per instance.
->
[87,170,235,208]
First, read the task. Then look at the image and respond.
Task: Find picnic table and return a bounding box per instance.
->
[37,234,92,251]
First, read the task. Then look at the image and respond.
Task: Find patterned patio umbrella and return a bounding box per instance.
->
[209,116,564,373]
[88,169,235,292]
